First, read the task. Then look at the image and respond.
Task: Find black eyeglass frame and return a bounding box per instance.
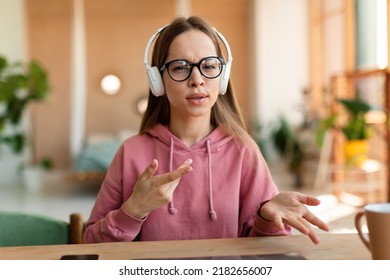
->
[159,56,225,82]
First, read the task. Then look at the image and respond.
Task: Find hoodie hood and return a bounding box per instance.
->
[146,124,235,221]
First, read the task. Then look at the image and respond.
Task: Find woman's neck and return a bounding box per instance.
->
[169,117,214,147]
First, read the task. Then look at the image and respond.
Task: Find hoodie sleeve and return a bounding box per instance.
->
[83,144,145,243]
[238,139,291,237]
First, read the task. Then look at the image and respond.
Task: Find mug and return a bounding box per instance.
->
[355,203,390,260]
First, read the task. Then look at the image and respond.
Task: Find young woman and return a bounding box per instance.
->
[83,16,329,244]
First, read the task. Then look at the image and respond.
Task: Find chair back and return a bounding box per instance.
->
[0,211,84,247]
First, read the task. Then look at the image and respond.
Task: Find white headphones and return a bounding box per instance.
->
[143,24,233,97]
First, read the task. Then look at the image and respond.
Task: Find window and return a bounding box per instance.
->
[356,0,388,69]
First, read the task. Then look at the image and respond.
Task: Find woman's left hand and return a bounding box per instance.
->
[260,191,330,244]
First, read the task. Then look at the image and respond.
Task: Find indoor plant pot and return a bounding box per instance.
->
[343,139,369,167]
[0,56,51,190]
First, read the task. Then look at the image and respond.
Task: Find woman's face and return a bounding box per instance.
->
[162,30,220,120]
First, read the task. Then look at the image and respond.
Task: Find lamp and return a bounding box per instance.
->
[100,74,121,95]
[136,96,148,115]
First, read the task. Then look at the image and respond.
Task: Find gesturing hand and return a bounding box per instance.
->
[123,158,193,219]
[259,192,330,244]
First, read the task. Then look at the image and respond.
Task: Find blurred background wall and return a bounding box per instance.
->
[2,0,385,187]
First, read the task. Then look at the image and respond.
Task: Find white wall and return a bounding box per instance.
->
[0,0,26,61]
[0,0,26,187]
[257,0,309,130]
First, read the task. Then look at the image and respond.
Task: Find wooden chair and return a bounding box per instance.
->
[0,211,84,247]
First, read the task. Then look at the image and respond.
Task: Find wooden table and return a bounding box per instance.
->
[0,233,370,260]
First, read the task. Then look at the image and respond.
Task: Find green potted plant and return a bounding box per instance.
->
[316,95,375,166]
[0,55,51,190]
[270,115,305,188]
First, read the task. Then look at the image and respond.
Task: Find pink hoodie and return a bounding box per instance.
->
[83,124,291,243]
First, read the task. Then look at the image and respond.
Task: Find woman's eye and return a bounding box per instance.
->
[203,64,216,70]
[202,61,220,71]
[172,66,184,71]
[171,62,189,72]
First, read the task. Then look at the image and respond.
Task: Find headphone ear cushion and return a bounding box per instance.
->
[147,66,165,96]
[219,61,231,95]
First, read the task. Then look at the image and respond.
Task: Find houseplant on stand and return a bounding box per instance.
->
[0,55,51,191]
[316,95,375,167]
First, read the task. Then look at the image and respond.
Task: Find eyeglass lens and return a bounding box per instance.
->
[167,57,222,82]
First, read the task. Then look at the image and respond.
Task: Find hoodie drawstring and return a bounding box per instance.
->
[206,139,217,221]
[167,137,217,221]
[168,137,177,215]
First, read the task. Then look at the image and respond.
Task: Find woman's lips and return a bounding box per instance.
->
[186,93,208,105]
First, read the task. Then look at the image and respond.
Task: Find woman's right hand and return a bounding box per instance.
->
[123,158,193,219]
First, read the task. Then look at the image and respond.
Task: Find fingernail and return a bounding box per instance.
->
[187,158,193,165]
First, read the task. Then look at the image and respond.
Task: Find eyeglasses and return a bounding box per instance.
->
[160,56,224,82]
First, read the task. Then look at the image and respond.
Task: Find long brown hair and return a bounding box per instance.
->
[140,16,248,139]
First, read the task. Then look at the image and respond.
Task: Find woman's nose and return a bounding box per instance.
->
[188,66,205,87]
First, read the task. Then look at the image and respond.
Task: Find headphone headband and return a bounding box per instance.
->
[143,24,169,68]
[212,27,233,68]
[144,23,233,96]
